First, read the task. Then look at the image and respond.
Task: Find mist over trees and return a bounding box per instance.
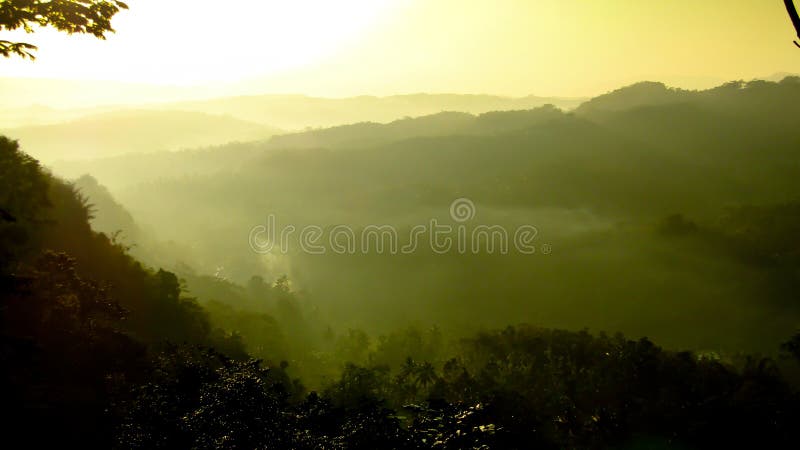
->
[50,78,799,351]
[3,3,800,449]
[5,76,800,447]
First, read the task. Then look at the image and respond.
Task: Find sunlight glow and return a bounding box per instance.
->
[0,0,797,97]
[0,0,405,84]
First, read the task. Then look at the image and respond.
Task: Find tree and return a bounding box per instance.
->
[0,0,128,59]
[786,0,800,48]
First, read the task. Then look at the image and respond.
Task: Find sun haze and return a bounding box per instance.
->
[0,0,406,85]
[1,0,798,98]
[6,1,800,448]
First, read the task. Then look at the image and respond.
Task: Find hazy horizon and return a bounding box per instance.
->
[1,0,798,103]
[0,71,796,113]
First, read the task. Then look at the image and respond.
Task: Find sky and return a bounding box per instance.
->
[1,0,799,98]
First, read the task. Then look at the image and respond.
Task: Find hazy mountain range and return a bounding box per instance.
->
[45,76,800,353]
[1,81,587,161]
[4,74,797,163]
[1,110,281,161]
[155,93,587,130]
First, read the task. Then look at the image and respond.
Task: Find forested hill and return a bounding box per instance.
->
[47,77,800,355]
[0,136,241,348]
[4,0,800,446]
[4,76,800,447]
[265,106,565,150]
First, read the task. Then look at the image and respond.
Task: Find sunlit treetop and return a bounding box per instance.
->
[0,0,128,59]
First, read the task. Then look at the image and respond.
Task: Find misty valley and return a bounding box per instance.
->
[4,1,800,449]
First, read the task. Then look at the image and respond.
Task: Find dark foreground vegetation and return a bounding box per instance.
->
[3,133,800,449]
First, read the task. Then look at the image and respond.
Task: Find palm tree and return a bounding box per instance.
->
[400,357,417,381]
[415,362,438,388]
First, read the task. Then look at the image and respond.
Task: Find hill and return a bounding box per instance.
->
[157,93,585,130]
[4,79,800,448]
[266,106,566,150]
[2,110,281,162]
[47,78,800,352]
[47,106,567,190]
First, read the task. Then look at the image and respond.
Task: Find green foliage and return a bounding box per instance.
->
[1,251,146,447]
[0,136,49,260]
[316,327,800,449]
[204,300,289,362]
[0,0,128,59]
[113,346,297,449]
[72,174,142,246]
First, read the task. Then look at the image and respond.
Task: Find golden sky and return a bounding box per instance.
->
[1,0,799,97]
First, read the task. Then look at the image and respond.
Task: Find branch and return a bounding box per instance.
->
[0,1,128,59]
[785,0,800,48]
[0,40,37,59]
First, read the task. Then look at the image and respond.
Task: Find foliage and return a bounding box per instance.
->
[0,0,128,59]
[0,135,49,266]
[112,346,296,449]
[1,251,146,447]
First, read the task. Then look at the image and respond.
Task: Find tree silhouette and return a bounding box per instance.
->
[415,361,437,388]
[0,0,128,59]
[786,0,800,48]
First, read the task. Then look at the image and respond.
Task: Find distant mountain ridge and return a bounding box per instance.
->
[48,76,800,191]
[29,76,800,351]
[575,76,800,116]
[2,110,281,162]
[49,106,569,187]
[265,106,566,150]
[0,76,587,130]
[155,93,586,130]
[7,76,800,165]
